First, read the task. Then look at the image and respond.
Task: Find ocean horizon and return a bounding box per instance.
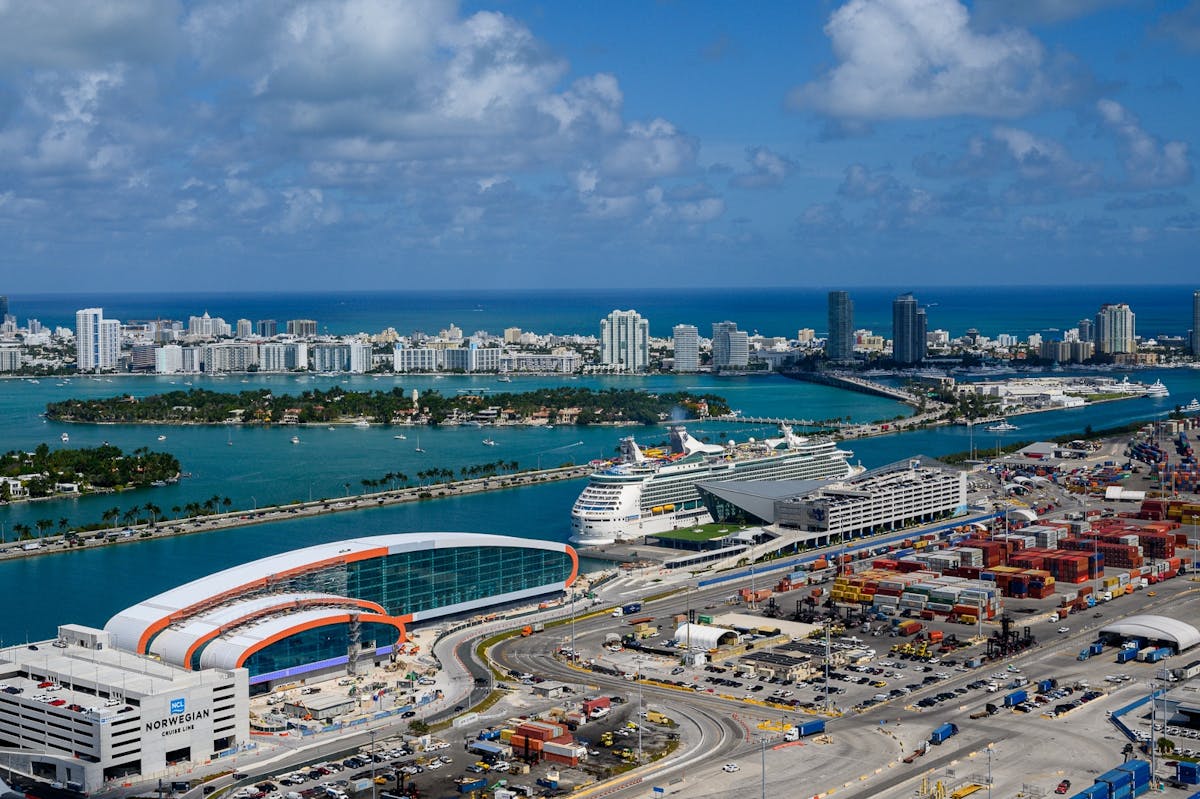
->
[5,284,1199,340]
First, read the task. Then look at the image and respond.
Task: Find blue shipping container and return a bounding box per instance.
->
[1091,642,1105,655]
[1097,768,1132,790]
[1038,679,1055,692]
[1178,761,1200,785]
[798,719,825,736]
[1118,760,1151,787]
[1004,690,1028,707]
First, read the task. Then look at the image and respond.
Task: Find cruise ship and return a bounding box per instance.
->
[569,425,856,545]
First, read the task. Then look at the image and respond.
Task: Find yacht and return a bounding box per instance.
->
[291,436,301,445]
[60,432,69,442]
[497,375,512,383]
[1184,398,1200,413]
[157,434,167,441]
[570,425,855,546]
[353,419,370,428]
[482,438,497,447]
[986,420,1020,432]
[1145,379,1170,399]
[394,434,407,440]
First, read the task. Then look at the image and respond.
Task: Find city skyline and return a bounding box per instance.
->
[0,1,1198,292]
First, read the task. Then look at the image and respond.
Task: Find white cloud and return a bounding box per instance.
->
[267,187,341,233]
[602,119,697,179]
[1096,99,1192,189]
[791,0,1081,120]
[730,146,795,189]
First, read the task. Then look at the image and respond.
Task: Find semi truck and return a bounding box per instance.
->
[784,719,826,741]
[929,723,959,745]
[612,602,642,617]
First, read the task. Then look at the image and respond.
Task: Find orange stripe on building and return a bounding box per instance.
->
[565,545,580,589]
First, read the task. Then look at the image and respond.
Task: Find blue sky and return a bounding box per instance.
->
[1,0,1198,292]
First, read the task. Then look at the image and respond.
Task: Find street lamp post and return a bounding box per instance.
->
[1190,513,1199,577]
[369,728,377,799]
[760,735,767,799]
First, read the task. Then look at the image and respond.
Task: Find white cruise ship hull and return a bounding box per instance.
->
[570,506,715,546]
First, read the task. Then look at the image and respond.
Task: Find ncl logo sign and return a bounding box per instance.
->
[170,698,186,715]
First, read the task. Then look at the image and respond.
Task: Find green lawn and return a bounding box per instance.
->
[653,523,748,542]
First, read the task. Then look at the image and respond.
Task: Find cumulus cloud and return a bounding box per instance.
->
[791,0,1086,120]
[729,146,795,189]
[1096,99,1192,189]
[837,163,938,227]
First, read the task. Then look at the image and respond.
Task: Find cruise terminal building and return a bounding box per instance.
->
[1,533,576,793]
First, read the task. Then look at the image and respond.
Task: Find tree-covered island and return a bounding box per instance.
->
[1,443,181,503]
[45,386,731,427]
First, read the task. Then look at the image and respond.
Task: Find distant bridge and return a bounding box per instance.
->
[779,370,925,406]
[713,414,852,429]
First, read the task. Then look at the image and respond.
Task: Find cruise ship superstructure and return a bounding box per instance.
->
[570,425,855,545]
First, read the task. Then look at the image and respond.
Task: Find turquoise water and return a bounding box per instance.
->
[3,366,1200,642]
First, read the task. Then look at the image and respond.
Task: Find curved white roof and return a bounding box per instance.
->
[106,532,575,657]
[1008,508,1038,522]
[674,623,739,650]
[1099,615,1200,651]
[147,592,376,666]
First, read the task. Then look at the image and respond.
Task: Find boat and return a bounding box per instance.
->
[497,375,512,383]
[157,434,167,441]
[394,434,407,440]
[291,436,300,445]
[986,421,1020,432]
[1145,379,1169,398]
[570,425,856,546]
[1184,398,1200,413]
[60,433,69,442]
[414,435,425,453]
[482,438,497,447]
[353,419,370,428]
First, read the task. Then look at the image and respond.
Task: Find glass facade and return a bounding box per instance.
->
[240,620,400,676]
[260,545,572,617]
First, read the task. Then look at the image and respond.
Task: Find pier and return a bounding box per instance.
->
[713,414,851,429]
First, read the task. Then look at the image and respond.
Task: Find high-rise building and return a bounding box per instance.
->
[257,319,278,338]
[75,308,120,372]
[599,309,649,372]
[504,327,523,344]
[1094,303,1136,355]
[826,291,854,361]
[236,319,253,339]
[891,293,926,365]
[287,319,318,338]
[0,296,8,322]
[1077,318,1094,343]
[1192,290,1200,356]
[672,324,699,372]
[711,321,749,369]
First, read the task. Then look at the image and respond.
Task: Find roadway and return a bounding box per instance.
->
[470,561,1200,798]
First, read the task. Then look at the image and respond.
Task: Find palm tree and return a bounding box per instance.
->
[58,517,70,534]
[102,506,121,528]
[221,497,232,512]
[35,518,54,538]
[171,505,182,519]
[13,523,31,540]
[144,503,161,524]
[122,507,139,526]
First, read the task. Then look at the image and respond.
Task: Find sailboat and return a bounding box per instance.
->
[227,428,233,447]
[414,435,425,453]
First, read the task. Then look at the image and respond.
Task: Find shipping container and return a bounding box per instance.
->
[929,722,959,745]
